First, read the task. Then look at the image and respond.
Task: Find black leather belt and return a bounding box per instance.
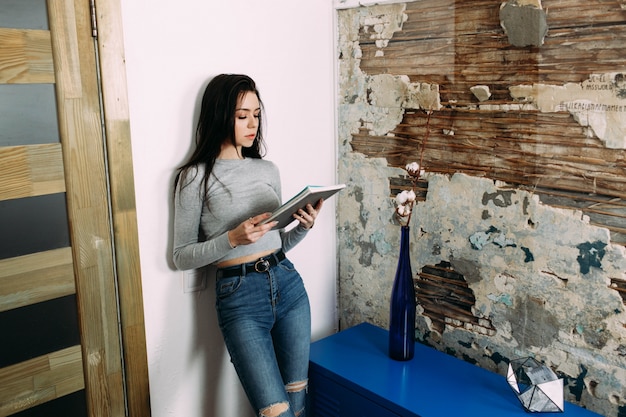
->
[217,250,285,278]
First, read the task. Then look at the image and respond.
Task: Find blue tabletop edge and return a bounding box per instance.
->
[309,322,601,417]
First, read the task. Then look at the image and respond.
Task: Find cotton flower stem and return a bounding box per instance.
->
[418,110,432,180]
[406,201,414,225]
[394,110,432,227]
[408,111,431,225]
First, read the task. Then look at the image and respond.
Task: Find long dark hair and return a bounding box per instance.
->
[175,74,266,195]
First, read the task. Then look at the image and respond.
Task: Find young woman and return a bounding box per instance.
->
[172,74,322,417]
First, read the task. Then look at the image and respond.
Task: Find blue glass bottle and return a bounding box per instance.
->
[389,226,416,361]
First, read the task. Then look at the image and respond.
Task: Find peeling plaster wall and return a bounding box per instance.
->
[336,3,626,417]
[510,76,626,149]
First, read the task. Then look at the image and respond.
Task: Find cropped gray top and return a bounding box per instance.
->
[172,158,309,270]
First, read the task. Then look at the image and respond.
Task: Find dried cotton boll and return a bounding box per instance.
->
[406,162,420,175]
[397,205,411,217]
[396,190,410,205]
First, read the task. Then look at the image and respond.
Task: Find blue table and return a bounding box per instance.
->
[309,323,601,417]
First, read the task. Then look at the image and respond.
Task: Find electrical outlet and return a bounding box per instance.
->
[183,268,206,293]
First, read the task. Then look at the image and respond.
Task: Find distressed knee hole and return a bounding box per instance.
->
[259,401,289,417]
[286,379,308,393]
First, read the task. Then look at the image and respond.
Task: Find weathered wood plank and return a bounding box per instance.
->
[0,28,54,84]
[359,0,626,102]
[0,144,65,201]
[47,0,126,415]
[0,248,75,313]
[0,345,84,416]
[353,110,626,196]
[93,0,151,412]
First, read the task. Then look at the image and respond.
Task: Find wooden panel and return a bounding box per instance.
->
[0,28,54,84]
[0,248,75,313]
[94,0,151,413]
[0,345,84,416]
[47,0,127,415]
[0,144,65,201]
[9,391,87,417]
[0,0,149,414]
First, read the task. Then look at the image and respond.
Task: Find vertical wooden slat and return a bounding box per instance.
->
[94,0,151,414]
[46,0,126,415]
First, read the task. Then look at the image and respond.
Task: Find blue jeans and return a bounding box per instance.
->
[216,254,311,417]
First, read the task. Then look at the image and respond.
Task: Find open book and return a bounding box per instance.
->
[261,184,346,229]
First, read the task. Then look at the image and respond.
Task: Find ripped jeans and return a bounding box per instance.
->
[216,255,311,417]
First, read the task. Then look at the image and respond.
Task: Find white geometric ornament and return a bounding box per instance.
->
[507,357,564,413]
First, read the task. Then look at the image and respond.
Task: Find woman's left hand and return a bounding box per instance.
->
[295,199,323,230]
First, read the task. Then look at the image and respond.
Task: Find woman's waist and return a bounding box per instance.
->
[216,249,279,268]
[209,229,282,267]
[216,249,285,278]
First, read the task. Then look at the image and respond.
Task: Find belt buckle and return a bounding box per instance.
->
[254,258,270,273]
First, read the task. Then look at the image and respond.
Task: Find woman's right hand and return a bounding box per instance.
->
[227,213,277,248]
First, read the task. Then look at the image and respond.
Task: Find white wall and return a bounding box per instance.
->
[120,2,338,416]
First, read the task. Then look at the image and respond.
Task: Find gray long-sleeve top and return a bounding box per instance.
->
[172,158,309,270]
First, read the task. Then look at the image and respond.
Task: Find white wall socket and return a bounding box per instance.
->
[183,268,206,293]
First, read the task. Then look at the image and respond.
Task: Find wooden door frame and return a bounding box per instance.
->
[91,1,151,415]
[48,0,150,415]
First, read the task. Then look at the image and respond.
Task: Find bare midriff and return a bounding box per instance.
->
[216,249,279,269]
